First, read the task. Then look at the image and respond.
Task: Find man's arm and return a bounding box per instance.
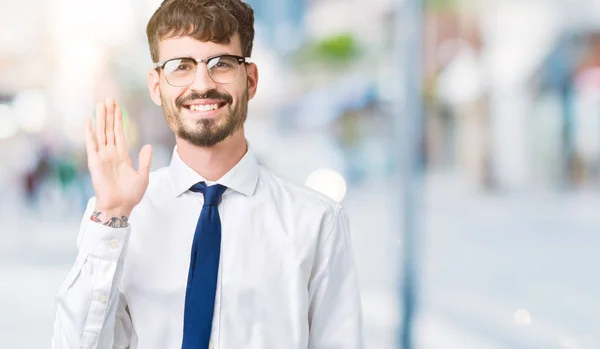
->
[52,97,150,348]
[51,198,133,349]
[307,206,364,349]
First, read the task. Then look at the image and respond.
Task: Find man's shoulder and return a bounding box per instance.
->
[257,165,342,215]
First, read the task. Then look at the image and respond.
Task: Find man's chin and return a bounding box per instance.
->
[177,126,231,148]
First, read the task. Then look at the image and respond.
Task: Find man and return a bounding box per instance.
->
[51,0,363,348]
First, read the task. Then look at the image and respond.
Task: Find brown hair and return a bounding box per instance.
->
[146,0,255,63]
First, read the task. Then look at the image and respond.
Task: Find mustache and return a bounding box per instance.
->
[176,90,233,108]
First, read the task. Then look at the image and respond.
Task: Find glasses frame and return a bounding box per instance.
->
[155,54,253,87]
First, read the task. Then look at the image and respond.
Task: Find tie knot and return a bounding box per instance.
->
[190,182,227,206]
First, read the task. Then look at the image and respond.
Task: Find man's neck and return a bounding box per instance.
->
[175,129,247,182]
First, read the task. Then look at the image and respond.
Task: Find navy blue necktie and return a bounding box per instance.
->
[182,182,227,349]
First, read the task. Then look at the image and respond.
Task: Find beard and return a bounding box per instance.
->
[161,89,248,147]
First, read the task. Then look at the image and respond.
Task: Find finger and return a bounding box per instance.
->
[114,104,126,153]
[105,97,115,147]
[84,117,98,153]
[137,144,152,177]
[95,102,106,147]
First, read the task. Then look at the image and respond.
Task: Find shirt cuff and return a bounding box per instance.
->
[79,221,131,261]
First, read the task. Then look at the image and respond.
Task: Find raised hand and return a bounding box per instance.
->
[84,97,152,227]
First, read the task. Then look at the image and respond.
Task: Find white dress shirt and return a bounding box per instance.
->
[51,146,363,349]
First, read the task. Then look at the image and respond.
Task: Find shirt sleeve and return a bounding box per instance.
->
[51,198,133,349]
[307,205,364,349]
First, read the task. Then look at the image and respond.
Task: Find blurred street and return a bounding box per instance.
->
[2,168,599,348]
[4,0,600,347]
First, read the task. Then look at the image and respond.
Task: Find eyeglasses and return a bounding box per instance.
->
[155,54,252,87]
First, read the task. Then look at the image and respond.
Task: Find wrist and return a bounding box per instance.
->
[91,207,133,228]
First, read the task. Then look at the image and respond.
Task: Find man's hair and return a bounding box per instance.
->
[146,0,255,63]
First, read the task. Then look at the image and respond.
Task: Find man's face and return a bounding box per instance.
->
[148,34,258,147]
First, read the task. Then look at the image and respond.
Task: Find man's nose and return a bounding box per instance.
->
[189,64,217,92]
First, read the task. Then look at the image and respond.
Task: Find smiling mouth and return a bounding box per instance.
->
[183,101,228,112]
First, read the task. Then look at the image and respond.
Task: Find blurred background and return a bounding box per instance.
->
[1,0,600,348]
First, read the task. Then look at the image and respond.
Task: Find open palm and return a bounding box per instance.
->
[85,98,152,213]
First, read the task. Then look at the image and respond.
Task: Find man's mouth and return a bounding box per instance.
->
[182,100,228,113]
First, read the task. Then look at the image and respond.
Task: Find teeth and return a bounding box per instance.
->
[189,104,219,112]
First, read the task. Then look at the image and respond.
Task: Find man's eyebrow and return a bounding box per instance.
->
[158,56,192,63]
[209,52,232,57]
[168,55,195,60]
[206,52,243,59]
[164,53,241,62]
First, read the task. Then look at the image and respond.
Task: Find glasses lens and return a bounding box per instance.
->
[163,58,197,87]
[207,56,240,84]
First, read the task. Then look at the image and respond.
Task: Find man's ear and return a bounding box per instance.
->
[148,69,162,106]
[246,63,259,100]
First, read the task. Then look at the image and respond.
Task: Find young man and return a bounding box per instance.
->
[51,0,363,348]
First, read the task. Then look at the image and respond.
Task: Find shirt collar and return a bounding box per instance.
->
[169,144,260,198]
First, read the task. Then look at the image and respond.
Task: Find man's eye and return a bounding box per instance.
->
[215,61,234,69]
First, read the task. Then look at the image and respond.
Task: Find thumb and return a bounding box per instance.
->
[137,144,152,177]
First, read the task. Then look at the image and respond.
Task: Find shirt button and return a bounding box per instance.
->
[109,240,119,249]
[97,293,107,303]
